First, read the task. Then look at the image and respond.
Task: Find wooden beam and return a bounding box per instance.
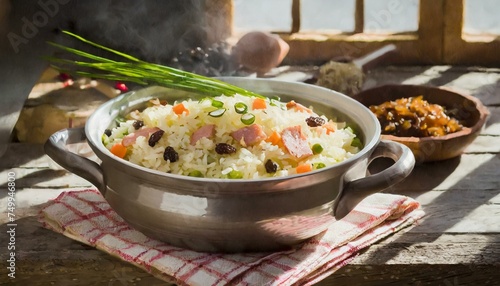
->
[291,0,301,33]
[416,0,444,63]
[354,0,364,34]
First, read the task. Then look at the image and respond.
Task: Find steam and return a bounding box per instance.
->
[57,0,210,63]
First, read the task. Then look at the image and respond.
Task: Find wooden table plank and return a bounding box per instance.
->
[0,217,167,286]
[482,107,500,134]
[387,153,500,191]
[365,66,500,105]
[2,216,499,285]
[465,135,500,153]
[401,189,500,233]
[321,265,499,286]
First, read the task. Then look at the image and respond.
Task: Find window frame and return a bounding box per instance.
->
[215,0,499,66]
[444,0,500,65]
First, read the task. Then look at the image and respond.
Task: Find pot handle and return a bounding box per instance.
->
[333,140,415,220]
[44,127,106,194]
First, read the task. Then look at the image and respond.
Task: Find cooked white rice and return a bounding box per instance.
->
[103,93,361,179]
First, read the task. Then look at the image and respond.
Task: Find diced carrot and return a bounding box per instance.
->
[265,131,282,146]
[110,142,127,158]
[252,98,267,110]
[286,100,312,113]
[172,103,189,115]
[323,122,336,134]
[296,163,312,174]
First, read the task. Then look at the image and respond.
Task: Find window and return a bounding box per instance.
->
[232,0,293,33]
[464,0,500,35]
[444,0,500,65]
[225,0,500,66]
[363,0,419,34]
[299,0,356,33]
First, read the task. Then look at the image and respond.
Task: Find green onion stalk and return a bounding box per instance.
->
[45,30,265,99]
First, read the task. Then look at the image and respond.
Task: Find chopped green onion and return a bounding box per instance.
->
[115,116,126,124]
[209,108,226,117]
[188,170,204,177]
[101,134,110,145]
[313,162,326,169]
[198,97,209,104]
[227,170,243,179]
[240,113,255,125]
[234,102,248,114]
[312,143,323,154]
[269,96,281,107]
[345,124,359,135]
[211,99,224,108]
[351,137,363,149]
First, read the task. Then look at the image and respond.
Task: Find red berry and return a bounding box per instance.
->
[58,73,72,82]
[115,82,129,92]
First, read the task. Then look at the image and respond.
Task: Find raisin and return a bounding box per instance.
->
[104,129,112,136]
[215,143,236,154]
[265,159,278,173]
[163,146,179,162]
[305,116,326,127]
[148,130,165,147]
[133,120,144,130]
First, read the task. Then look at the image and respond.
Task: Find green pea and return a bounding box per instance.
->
[312,143,323,154]
[313,162,326,169]
[228,170,243,179]
[188,170,204,177]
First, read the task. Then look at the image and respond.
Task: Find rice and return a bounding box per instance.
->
[103,94,361,179]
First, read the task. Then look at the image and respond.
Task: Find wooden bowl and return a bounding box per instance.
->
[352,84,490,163]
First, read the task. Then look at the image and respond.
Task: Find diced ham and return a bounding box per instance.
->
[281,125,313,160]
[286,100,313,114]
[122,127,160,147]
[190,124,215,145]
[231,124,267,146]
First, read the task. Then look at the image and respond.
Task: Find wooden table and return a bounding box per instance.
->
[1,66,500,285]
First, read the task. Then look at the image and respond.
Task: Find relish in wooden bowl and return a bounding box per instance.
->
[352,84,489,163]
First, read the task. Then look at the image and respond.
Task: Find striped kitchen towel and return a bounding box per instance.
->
[38,189,424,285]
